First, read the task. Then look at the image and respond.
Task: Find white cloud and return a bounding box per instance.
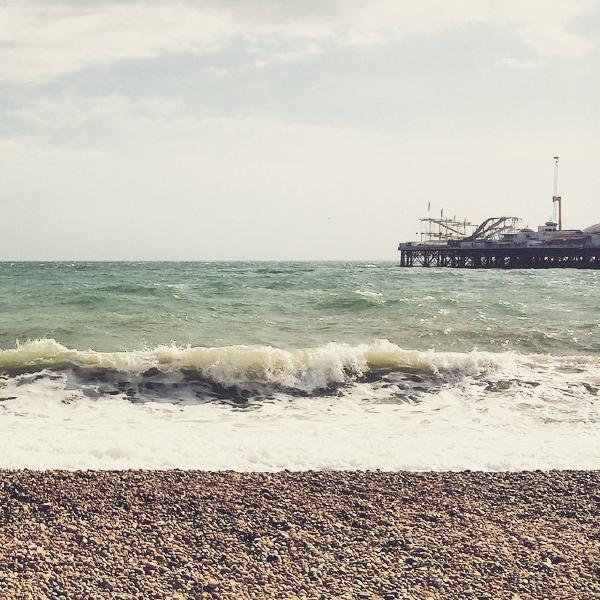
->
[0,3,235,82]
[496,57,537,69]
[2,93,599,260]
[0,94,410,259]
[0,0,596,82]
[4,93,399,162]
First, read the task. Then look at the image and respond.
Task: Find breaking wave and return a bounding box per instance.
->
[1,339,599,470]
[0,338,519,389]
[1,338,598,397]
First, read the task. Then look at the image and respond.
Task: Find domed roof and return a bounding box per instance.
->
[584,223,600,234]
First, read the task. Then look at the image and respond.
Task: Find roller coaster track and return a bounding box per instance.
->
[462,217,519,242]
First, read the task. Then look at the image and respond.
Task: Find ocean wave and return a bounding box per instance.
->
[354,289,383,298]
[2,339,599,470]
[2,338,596,394]
[316,293,386,310]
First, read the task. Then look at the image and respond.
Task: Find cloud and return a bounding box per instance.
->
[496,57,537,69]
[3,93,400,160]
[0,0,597,83]
[0,3,235,83]
[0,93,410,260]
[2,92,599,260]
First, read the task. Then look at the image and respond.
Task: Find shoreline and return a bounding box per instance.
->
[1,470,598,599]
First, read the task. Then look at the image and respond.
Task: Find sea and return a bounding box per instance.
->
[0,262,598,471]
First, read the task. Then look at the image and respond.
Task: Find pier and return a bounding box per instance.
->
[398,244,600,269]
[398,158,600,269]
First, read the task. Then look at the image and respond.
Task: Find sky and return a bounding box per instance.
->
[0,0,599,260]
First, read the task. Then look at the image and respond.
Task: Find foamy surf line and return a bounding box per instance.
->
[0,338,526,404]
[0,339,599,471]
[1,392,599,471]
[2,337,597,385]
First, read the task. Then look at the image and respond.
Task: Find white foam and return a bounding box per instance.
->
[354,289,384,301]
[1,358,599,471]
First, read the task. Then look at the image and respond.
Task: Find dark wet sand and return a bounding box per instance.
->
[1,470,599,599]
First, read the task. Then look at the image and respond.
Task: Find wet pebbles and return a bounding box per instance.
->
[0,470,599,599]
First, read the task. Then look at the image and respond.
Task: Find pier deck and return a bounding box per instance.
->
[398,245,600,269]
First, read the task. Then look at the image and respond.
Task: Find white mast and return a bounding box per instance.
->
[553,155,562,230]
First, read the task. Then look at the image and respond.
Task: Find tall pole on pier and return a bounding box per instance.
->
[553,155,562,230]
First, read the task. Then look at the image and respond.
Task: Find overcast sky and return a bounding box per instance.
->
[1,1,599,260]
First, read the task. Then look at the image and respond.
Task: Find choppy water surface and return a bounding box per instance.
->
[0,262,598,470]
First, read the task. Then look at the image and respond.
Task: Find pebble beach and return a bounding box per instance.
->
[1,470,598,599]
[3,1,600,597]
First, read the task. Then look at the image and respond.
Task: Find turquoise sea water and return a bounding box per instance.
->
[1,262,599,470]
[0,262,598,354]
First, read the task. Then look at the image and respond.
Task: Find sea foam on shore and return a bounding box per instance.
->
[1,385,599,471]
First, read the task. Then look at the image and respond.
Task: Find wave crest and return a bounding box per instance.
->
[0,338,529,392]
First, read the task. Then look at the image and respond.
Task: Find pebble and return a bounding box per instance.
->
[0,470,598,599]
